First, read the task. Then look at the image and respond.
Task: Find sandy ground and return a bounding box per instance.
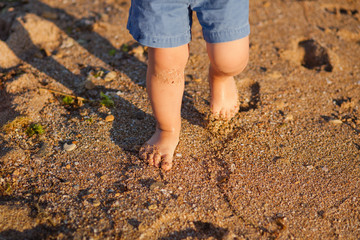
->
[0,0,360,239]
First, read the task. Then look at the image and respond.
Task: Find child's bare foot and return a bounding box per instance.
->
[139,128,179,171]
[209,75,239,120]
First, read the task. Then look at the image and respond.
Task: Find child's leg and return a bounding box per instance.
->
[140,45,189,171]
[207,36,249,119]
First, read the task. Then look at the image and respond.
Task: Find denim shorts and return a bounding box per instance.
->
[127,0,250,48]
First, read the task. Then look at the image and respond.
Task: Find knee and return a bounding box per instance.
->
[207,37,249,77]
[211,52,249,77]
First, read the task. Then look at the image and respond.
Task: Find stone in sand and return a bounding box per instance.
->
[84,80,95,90]
[64,143,76,151]
[104,71,117,82]
[150,182,165,191]
[329,119,342,124]
[105,115,115,122]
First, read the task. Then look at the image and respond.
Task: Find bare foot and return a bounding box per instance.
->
[139,128,179,171]
[210,75,239,120]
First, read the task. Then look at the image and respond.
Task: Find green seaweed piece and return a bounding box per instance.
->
[100,92,114,108]
[62,96,74,105]
[26,123,44,137]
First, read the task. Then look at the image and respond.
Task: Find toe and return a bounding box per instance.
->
[210,105,220,119]
[147,151,155,166]
[224,110,230,120]
[139,152,147,161]
[212,111,220,120]
[140,145,155,165]
[228,109,235,120]
[139,146,147,160]
[233,104,239,115]
[161,155,173,171]
[220,109,227,120]
[235,102,240,111]
[232,109,238,119]
[153,153,161,168]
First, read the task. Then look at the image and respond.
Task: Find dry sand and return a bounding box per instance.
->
[0,0,359,239]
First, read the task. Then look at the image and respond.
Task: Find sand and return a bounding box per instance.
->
[0,0,359,239]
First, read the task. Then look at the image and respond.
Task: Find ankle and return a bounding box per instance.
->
[149,126,180,145]
[155,125,181,135]
[209,71,234,84]
[210,75,234,84]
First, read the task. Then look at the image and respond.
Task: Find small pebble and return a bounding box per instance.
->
[33,157,43,165]
[285,114,294,121]
[268,71,282,79]
[329,119,342,124]
[84,80,95,90]
[60,38,75,49]
[41,11,58,20]
[12,169,20,176]
[79,109,89,116]
[150,182,165,190]
[64,143,76,151]
[34,51,44,59]
[104,71,117,82]
[93,200,101,207]
[230,163,236,173]
[175,153,182,157]
[105,115,115,122]
[131,46,144,55]
[148,204,157,210]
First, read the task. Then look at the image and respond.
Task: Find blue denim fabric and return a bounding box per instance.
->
[127,0,250,48]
